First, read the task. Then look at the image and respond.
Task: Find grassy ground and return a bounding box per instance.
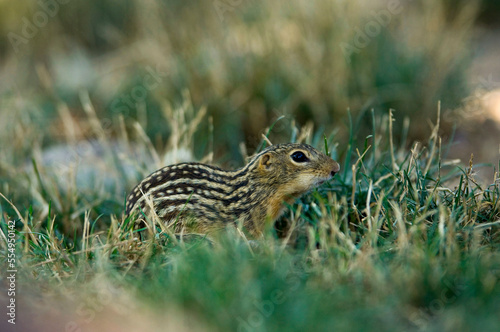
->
[1,1,499,331]
[1,106,499,331]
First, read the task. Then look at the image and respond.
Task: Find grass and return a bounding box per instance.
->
[0,1,499,331]
[0,0,480,150]
[1,103,499,331]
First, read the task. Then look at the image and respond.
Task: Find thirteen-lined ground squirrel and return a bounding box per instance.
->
[125,143,340,237]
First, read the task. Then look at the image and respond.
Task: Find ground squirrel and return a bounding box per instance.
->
[125,143,340,237]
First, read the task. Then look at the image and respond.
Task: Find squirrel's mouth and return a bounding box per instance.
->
[316,171,337,186]
[316,177,331,186]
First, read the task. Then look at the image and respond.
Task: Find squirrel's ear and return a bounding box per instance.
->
[259,153,273,170]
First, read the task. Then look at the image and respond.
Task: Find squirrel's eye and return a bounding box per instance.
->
[291,151,309,163]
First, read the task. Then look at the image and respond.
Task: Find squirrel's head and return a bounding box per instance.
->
[250,143,340,197]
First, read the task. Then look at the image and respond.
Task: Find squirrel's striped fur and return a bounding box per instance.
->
[125,143,340,237]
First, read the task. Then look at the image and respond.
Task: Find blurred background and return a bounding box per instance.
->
[2,2,500,330]
[0,0,499,218]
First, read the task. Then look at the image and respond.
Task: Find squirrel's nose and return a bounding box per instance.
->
[330,161,340,176]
